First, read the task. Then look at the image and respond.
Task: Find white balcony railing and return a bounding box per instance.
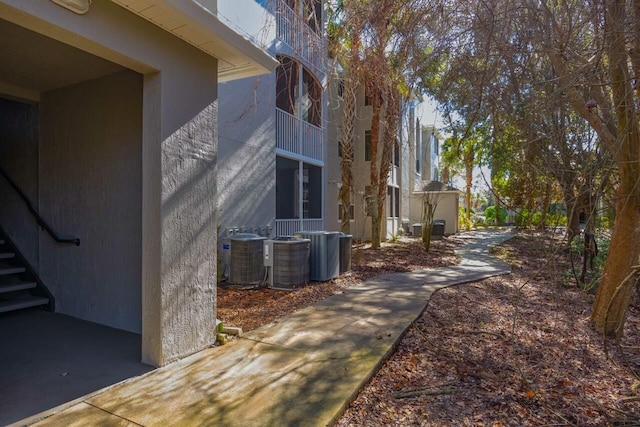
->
[275,0,324,72]
[276,108,323,161]
[387,165,399,186]
[276,218,325,236]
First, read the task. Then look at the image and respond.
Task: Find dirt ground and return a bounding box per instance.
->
[217,231,640,425]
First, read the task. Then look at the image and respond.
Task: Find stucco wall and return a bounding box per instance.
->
[218,74,276,235]
[409,192,459,235]
[39,70,142,333]
[2,0,221,366]
[0,98,39,266]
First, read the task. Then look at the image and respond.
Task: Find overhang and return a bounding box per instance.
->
[110,0,278,81]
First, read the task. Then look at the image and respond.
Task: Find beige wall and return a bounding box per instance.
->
[409,192,459,235]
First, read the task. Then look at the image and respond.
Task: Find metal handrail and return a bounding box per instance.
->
[0,167,80,246]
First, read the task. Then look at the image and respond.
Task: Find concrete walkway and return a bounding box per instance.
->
[21,228,512,427]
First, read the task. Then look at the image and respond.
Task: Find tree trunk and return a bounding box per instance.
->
[464,150,473,230]
[591,0,640,336]
[339,41,358,233]
[539,181,551,229]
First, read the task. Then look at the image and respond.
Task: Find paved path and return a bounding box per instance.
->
[24,228,512,427]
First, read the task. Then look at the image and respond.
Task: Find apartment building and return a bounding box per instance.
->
[218,0,327,243]
[0,0,275,366]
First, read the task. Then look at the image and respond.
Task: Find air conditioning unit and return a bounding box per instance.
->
[264,236,310,290]
[296,231,340,281]
[229,233,266,285]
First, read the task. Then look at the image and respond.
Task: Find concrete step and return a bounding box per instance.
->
[0,296,49,313]
[0,280,37,293]
[0,266,25,276]
[0,252,15,259]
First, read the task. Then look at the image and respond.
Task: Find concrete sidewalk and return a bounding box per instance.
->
[22,228,512,427]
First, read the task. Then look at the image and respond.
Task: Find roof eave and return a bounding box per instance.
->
[111,0,278,81]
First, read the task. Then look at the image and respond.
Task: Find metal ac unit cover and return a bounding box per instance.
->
[266,236,310,289]
[229,233,266,285]
[296,231,340,281]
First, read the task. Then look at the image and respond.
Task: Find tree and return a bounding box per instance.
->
[420,184,441,252]
[424,0,639,336]
[331,0,437,248]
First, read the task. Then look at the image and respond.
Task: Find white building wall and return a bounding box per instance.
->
[218,0,327,241]
[218,74,277,236]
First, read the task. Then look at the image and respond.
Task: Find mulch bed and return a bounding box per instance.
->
[217,230,640,425]
[217,236,461,333]
[336,231,640,426]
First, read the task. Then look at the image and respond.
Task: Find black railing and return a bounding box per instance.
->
[0,167,80,246]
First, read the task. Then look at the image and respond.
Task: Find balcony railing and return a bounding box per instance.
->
[276,218,325,236]
[275,0,324,72]
[276,108,323,161]
[387,165,399,186]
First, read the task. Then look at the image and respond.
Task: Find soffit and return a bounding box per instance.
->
[110,0,277,81]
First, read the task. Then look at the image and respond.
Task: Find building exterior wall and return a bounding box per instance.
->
[0,98,39,266]
[39,71,143,333]
[0,0,238,366]
[409,192,459,235]
[218,73,277,238]
[218,0,326,244]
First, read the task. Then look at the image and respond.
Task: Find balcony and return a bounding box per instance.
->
[276,108,324,162]
[275,0,324,73]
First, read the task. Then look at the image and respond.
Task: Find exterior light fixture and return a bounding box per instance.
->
[51,0,92,14]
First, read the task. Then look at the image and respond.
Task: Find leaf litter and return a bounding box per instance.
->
[218,231,640,425]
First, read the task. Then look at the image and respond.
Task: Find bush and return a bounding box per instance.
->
[515,209,532,227]
[485,206,508,225]
[515,210,567,228]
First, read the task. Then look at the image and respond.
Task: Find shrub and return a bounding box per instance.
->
[485,206,508,225]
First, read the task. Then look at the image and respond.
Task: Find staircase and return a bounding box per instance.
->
[0,229,52,313]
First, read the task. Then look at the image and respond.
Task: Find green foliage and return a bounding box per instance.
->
[484,206,507,225]
[596,215,613,230]
[568,233,611,292]
[515,209,533,227]
[515,210,567,227]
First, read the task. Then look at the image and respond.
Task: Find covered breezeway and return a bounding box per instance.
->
[0,309,153,426]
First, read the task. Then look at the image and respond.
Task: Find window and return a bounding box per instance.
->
[276,57,297,116]
[338,203,355,221]
[276,157,322,220]
[337,80,345,99]
[393,142,400,166]
[302,68,321,127]
[302,163,322,218]
[386,186,400,218]
[304,0,322,34]
[364,130,372,161]
[276,156,299,219]
[276,56,322,127]
[415,119,421,174]
[364,91,372,106]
